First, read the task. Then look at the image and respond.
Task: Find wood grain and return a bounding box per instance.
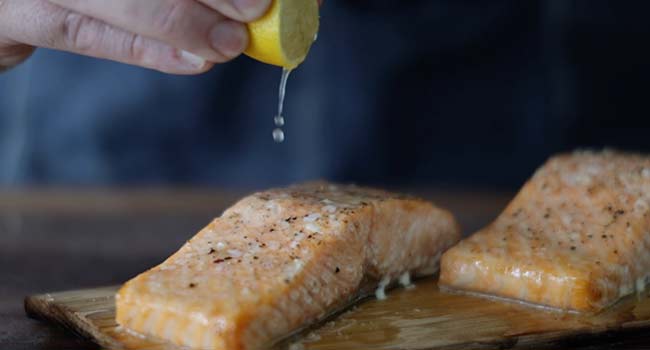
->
[24,278,650,350]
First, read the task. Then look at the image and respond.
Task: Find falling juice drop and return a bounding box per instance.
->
[274,115,285,127]
[273,68,292,143]
[277,68,291,118]
[272,128,285,142]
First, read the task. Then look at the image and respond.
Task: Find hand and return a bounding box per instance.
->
[0,0,272,74]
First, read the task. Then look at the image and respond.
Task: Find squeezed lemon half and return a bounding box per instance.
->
[245,0,320,69]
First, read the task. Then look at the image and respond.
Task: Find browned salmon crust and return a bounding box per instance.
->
[440,151,650,312]
[116,182,460,349]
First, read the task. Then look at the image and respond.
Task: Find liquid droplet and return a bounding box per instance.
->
[272,128,285,143]
[272,68,292,143]
[313,32,319,42]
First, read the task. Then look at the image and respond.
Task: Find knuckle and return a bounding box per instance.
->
[236,0,269,22]
[155,0,190,37]
[126,34,145,63]
[125,35,173,73]
[61,11,94,52]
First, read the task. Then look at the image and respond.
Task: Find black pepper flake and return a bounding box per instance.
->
[602,235,607,239]
[270,228,275,232]
[237,259,242,263]
[189,283,196,288]
[596,261,601,265]
[335,267,340,273]
[543,213,550,219]
[214,259,225,264]
[254,256,259,260]
[208,248,216,254]
[614,250,618,255]
[570,246,576,251]
[307,235,313,239]
[224,256,232,260]
[284,279,290,284]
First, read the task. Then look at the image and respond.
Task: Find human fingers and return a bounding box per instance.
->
[47,0,248,63]
[0,0,214,74]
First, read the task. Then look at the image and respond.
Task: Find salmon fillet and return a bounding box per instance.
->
[116,182,460,349]
[440,150,650,312]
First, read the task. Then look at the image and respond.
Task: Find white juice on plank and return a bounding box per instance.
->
[272,68,292,143]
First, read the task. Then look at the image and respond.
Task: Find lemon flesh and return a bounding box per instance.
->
[245,0,319,69]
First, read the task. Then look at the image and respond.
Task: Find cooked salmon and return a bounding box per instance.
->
[116,182,460,349]
[440,150,650,312]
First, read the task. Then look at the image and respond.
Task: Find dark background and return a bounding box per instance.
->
[1,0,649,190]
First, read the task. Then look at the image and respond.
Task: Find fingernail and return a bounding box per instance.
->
[210,21,248,59]
[179,50,206,69]
[233,0,271,21]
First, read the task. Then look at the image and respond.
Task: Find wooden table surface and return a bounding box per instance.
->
[2,188,650,350]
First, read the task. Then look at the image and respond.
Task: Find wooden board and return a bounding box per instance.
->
[24,279,650,350]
